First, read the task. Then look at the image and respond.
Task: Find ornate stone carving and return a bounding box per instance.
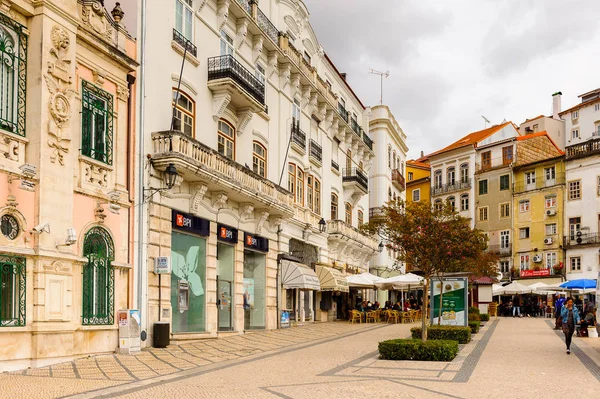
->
[92,70,106,86]
[280,64,291,90]
[116,85,129,100]
[239,203,254,221]
[110,2,124,24]
[301,85,310,107]
[198,0,208,11]
[213,192,228,209]
[80,0,114,42]
[252,35,264,64]
[217,0,230,33]
[269,215,283,231]
[95,201,107,223]
[212,92,232,122]
[267,52,277,79]
[236,108,253,135]
[290,73,300,97]
[255,210,269,234]
[190,182,208,213]
[83,161,109,187]
[1,135,20,161]
[307,92,318,116]
[236,18,248,50]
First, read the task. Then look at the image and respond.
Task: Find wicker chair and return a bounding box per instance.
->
[387,310,400,324]
[366,311,377,323]
[349,310,362,323]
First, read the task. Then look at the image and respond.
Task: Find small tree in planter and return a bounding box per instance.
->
[553,262,564,276]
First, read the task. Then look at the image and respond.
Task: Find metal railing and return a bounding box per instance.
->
[342,167,368,192]
[331,160,339,171]
[235,0,252,14]
[564,232,600,247]
[208,55,265,105]
[172,28,197,57]
[290,122,306,150]
[256,7,279,44]
[485,244,512,255]
[338,104,349,122]
[362,132,373,150]
[309,139,322,163]
[513,173,565,193]
[566,138,600,160]
[391,169,406,191]
[432,178,472,196]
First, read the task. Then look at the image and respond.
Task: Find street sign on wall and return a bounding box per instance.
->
[430,277,468,327]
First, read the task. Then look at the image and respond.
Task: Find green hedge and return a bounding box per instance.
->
[480,313,490,322]
[469,313,481,322]
[379,339,459,361]
[468,306,480,315]
[468,320,481,334]
[411,325,471,344]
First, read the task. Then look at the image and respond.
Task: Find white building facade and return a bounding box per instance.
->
[561,88,600,280]
[136,0,377,345]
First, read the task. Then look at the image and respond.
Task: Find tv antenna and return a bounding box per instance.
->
[481,115,490,128]
[369,69,390,105]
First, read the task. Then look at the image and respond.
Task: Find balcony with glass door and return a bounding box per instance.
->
[207,55,266,111]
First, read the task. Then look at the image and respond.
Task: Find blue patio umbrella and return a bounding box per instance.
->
[559,279,597,290]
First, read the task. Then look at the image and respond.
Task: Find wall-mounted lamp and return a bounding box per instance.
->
[144,163,178,202]
[378,241,385,253]
[56,228,77,247]
[318,218,326,233]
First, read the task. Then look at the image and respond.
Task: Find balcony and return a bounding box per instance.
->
[342,167,368,195]
[172,29,197,57]
[486,244,512,256]
[290,122,306,154]
[362,132,373,150]
[564,232,600,248]
[513,173,565,193]
[327,219,379,253]
[432,178,471,196]
[309,139,322,166]
[391,169,406,191]
[151,131,294,217]
[565,137,600,160]
[256,7,279,44]
[331,160,339,173]
[207,55,265,111]
[369,207,385,220]
[338,104,349,123]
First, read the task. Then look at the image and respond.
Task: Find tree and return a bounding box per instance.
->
[363,199,496,340]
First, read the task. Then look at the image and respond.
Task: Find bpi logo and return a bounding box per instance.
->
[220,227,233,239]
[246,235,257,246]
[176,213,192,228]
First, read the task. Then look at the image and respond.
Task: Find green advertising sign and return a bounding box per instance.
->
[430,277,468,326]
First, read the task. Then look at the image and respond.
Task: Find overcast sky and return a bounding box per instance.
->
[304,0,600,159]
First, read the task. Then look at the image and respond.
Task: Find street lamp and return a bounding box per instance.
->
[144,163,179,201]
[378,241,384,253]
[318,218,326,233]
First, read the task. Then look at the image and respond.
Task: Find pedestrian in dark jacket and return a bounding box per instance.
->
[560,297,580,354]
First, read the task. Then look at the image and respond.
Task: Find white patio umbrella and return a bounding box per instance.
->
[529,282,552,295]
[374,273,424,290]
[346,272,383,288]
[497,281,534,295]
[492,283,504,296]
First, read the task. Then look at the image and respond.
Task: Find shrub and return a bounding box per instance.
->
[480,313,490,322]
[379,338,459,361]
[469,320,481,334]
[468,306,480,315]
[411,325,471,344]
[469,313,481,322]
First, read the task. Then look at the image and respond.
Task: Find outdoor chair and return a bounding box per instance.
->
[401,311,410,323]
[366,311,377,323]
[349,310,362,323]
[387,310,400,324]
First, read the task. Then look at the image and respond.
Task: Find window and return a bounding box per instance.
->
[478,179,488,195]
[520,255,530,270]
[545,195,556,208]
[519,227,530,239]
[434,199,443,212]
[303,51,311,65]
[500,202,510,218]
[412,189,421,202]
[478,207,488,221]
[393,151,397,169]
[387,145,391,168]
[519,200,530,212]
[525,171,536,187]
[481,151,491,170]
[500,261,510,273]
[357,210,364,226]
[82,81,114,165]
[568,180,581,200]
[306,176,320,214]
[175,0,193,40]
[499,174,510,191]
[288,163,295,196]
[447,167,455,185]
[532,124,538,132]
[571,129,579,139]
[571,110,578,120]
[545,253,557,269]
[0,20,26,137]
[220,31,234,56]
[172,89,194,135]
[460,194,469,211]
[252,142,267,177]
[307,175,313,211]
[595,104,600,112]
[544,166,556,184]
[314,178,321,214]
[448,196,456,210]
[502,146,513,165]
[0,254,26,326]
[331,193,338,220]
[500,231,510,248]
[408,172,413,181]
[545,223,557,235]
[217,119,235,160]
[255,63,266,87]
[346,150,352,170]
[569,217,581,240]
[296,167,304,205]
[292,98,301,123]
[570,257,581,271]
[82,227,115,325]
[345,202,352,225]
[460,163,469,183]
[434,170,442,189]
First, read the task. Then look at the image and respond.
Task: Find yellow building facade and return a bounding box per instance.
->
[406,159,431,203]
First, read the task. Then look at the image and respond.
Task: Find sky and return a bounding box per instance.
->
[303,0,600,159]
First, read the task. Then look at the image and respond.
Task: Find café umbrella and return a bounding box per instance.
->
[560,279,597,290]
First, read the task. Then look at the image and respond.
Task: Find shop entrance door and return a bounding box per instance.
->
[217,278,233,331]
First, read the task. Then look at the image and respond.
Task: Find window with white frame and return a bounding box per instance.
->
[544,166,556,184]
[546,252,557,269]
[525,171,536,187]
[292,98,301,124]
[220,31,234,56]
[434,199,443,212]
[545,195,557,208]
[519,227,530,239]
[572,129,580,139]
[175,0,193,41]
[412,188,420,202]
[500,230,510,248]
[595,103,600,112]
[519,199,530,212]
[478,207,488,221]
[545,223,557,235]
[408,172,413,181]
[460,194,469,211]
[434,170,442,189]
[447,167,455,185]
[571,110,578,119]
[500,261,510,273]
[570,256,581,271]
[387,145,392,168]
[460,163,469,183]
[520,255,529,270]
[568,180,581,200]
[448,196,455,210]
[255,63,265,86]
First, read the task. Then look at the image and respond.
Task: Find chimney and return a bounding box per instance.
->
[340,73,347,81]
[420,150,424,158]
[552,91,562,119]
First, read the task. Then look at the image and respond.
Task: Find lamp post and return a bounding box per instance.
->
[143,163,178,201]
[318,218,326,233]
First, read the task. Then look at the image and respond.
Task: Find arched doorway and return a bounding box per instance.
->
[82,226,115,325]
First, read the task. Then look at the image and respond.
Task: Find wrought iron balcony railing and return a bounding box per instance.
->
[513,173,565,193]
[256,7,279,44]
[362,132,373,150]
[564,232,600,248]
[485,244,512,255]
[290,122,306,150]
[391,169,406,191]
[207,55,265,105]
[173,28,197,57]
[566,138,600,160]
[432,178,472,196]
[338,104,349,122]
[309,139,322,163]
[342,167,368,192]
[236,0,252,14]
[331,160,339,171]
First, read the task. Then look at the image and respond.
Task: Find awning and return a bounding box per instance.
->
[281,260,320,291]
[316,265,349,292]
[347,272,383,288]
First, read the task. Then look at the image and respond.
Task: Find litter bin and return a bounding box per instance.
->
[153,321,170,348]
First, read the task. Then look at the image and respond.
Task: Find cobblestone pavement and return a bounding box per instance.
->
[3,318,600,398]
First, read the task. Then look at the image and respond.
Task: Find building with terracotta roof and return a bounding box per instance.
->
[560,88,600,281]
[406,158,430,204]
[518,92,566,149]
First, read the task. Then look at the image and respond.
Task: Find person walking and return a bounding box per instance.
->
[512,295,521,317]
[560,297,580,354]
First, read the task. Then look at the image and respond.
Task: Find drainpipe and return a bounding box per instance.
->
[126,72,136,308]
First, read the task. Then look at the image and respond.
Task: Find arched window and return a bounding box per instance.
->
[388,145,392,168]
[288,163,296,196]
[460,193,469,211]
[357,210,364,226]
[307,175,320,213]
[393,151,397,169]
[172,89,194,136]
[434,170,442,189]
[82,226,115,325]
[252,141,267,178]
[447,196,456,210]
[447,167,456,185]
[434,199,443,212]
[345,202,352,225]
[296,166,304,205]
[331,193,338,220]
[401,161,404,174]
[217,119,235,160]
[314,177,321,214]
[460,163,469,183]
